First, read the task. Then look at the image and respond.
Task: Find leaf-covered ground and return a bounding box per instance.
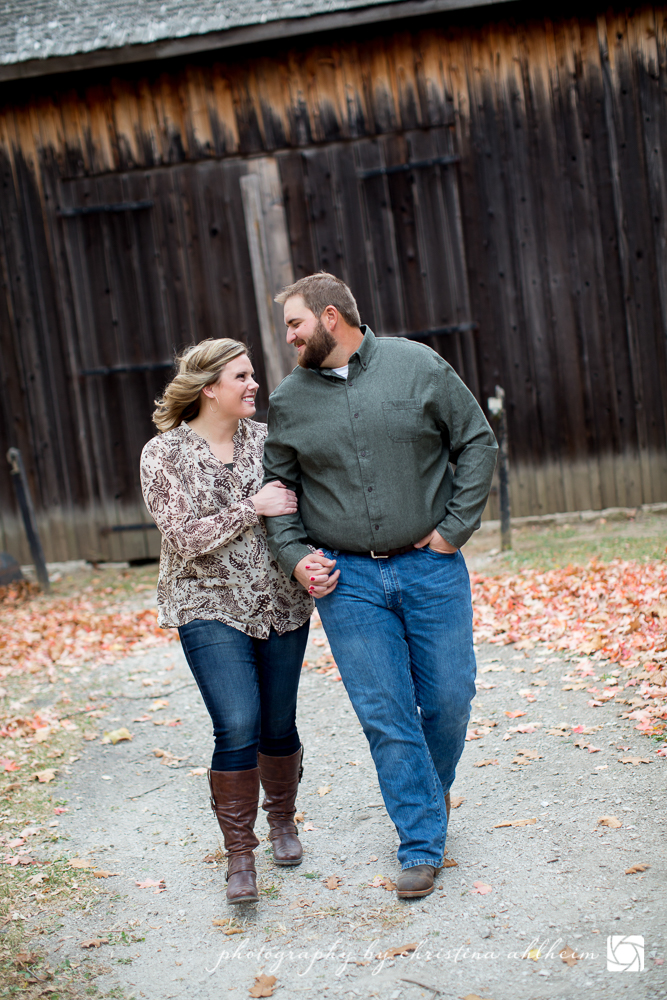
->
[471,559,667,748]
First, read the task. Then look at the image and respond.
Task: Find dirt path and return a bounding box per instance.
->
[30,621,666,1000]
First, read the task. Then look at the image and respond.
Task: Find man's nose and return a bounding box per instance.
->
[285,328,296,344]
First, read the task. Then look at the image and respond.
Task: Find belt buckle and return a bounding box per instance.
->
[370,550,388,559]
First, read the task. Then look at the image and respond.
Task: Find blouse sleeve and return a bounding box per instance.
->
[140,438,259,560]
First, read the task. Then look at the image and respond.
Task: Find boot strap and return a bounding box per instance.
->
[268,821,299,840]
[227,853,256,877]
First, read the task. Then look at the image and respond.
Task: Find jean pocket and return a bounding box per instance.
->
[382,400,423,442]
[424,545,458,559]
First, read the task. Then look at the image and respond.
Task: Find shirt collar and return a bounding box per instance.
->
[317,325,375,379]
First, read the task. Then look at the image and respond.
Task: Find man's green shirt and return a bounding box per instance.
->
[262,327,498,579]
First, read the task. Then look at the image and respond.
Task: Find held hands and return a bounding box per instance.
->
[413,529,458,554]
[251,481,298,517]
[294,552,340,598]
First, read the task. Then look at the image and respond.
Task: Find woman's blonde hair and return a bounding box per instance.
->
[152,338,250,432]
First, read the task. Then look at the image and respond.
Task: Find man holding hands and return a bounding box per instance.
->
[263,273,497,898]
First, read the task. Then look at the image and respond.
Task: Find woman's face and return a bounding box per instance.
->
[203,354,258,419]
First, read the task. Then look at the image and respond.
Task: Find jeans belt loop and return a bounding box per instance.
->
[370,551,389,559]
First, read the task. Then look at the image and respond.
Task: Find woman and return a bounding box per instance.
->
[140,339,313,905]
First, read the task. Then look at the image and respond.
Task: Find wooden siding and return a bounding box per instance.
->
[1,1,667,560]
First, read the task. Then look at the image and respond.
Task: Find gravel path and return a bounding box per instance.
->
[35,619,666,1000]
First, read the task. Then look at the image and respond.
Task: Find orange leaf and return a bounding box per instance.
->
[376,942,418,959]
[323,875,341,890]
[249,973,277,997]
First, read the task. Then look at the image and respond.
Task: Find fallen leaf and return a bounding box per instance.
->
[442,857,458,868]
[149,699,169,712]
[525,947,541,961]
[560,945,581,967]
[625,863,650,874]
[450,796,465,809]
[324,875,341,889]
[101,727,133,745]
[68,858,93,869]
[288,898,312,909]
[302,822,315,832]
[494,818,537,828]
[13,950,38,966]
[512,748,542,760]
[619,756,651,765]
[376,942,418,959]
[473,759,499,767]
[33,769,57,783]
[587,745,603,753]
[188,767,207,777]
[132,714,152,723]
[249,973,277,997]
[92,870,120,878]
[471,881,492,894]
[317,785,331,796]
[136,878,166,892]
[462,995,496,1000]
[294,812,305,823]
[505,710,526,718]
[81,939,108,949]
[28,873,46,886]
[598,816,622,828]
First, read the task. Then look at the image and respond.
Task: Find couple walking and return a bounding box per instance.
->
[141,273,497,904]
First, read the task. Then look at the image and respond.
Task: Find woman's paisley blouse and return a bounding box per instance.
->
[140,419,313,636]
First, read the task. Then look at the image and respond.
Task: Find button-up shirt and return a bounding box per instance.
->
[262,327,498,579]
[140,419,312,635]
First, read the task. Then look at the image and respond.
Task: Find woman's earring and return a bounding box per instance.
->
[208,395,219,414]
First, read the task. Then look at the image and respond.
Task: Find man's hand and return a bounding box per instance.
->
[294,552,340,598]
[413,529,458,554]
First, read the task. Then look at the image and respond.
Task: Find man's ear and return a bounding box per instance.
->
[323,305,338,330]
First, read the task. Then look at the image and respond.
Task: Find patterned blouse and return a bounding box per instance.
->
[140,419,313,637]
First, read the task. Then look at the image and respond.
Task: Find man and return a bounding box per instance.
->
[262,273,497,898]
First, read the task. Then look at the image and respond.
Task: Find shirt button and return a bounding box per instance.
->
[367,486,373,492]
[374,525,379,530]
[354,412,359,418]
[360,450,366,457]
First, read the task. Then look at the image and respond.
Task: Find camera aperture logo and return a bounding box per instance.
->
[607,935,644,972]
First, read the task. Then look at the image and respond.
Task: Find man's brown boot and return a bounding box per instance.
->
[257,748,303,866]
[396,864,438,898]
[208,768,260,903]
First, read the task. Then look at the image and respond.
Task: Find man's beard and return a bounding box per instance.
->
[297,319,337,369]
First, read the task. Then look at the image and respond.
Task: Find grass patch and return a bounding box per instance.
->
[465,509,667,572]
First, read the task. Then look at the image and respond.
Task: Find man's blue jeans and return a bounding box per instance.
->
[316,547,476,869]
[178,619,309,772]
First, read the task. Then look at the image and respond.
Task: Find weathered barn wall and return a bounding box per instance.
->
[0,1,666,561]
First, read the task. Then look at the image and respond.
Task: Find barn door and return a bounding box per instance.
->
[279,126,479,397]
[58,160,267,559]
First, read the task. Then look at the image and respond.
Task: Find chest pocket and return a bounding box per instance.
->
[382,400,423,442]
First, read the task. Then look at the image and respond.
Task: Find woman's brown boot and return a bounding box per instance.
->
[257,748,303,866]
[208,768,260,903]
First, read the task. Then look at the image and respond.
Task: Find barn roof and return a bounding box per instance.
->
[0,0,512,81]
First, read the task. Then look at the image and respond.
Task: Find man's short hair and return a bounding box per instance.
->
[275,272,361,328]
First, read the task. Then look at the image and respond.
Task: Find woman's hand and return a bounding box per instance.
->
[251,481,298,517]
